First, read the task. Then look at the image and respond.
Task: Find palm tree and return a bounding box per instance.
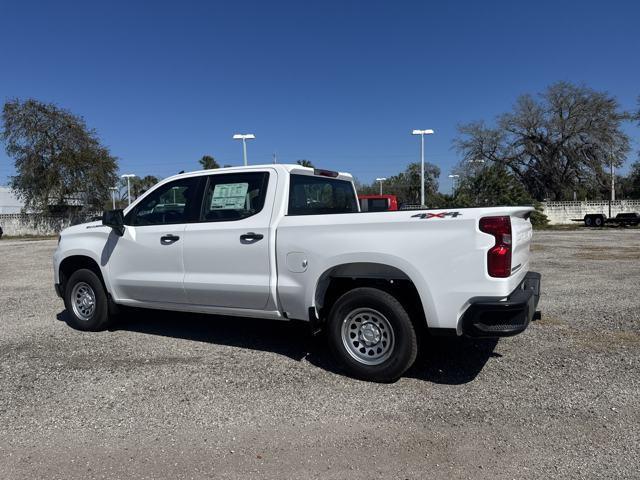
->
[130,175,159,200]
[199,155,220,170]
[296,159,314,168]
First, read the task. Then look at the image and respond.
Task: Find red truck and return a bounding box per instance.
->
[358,194,399,212]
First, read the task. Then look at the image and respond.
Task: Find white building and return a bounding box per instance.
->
[0,186,24,214]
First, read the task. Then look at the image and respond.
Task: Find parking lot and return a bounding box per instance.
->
[1,230,639,479]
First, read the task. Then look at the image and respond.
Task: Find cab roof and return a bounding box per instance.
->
[162,164,353,183]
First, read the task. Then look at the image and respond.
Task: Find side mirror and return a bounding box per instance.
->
[102,209,125,236]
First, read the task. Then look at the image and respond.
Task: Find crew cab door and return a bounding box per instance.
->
[182,170,275,309]
[107,176,202,304]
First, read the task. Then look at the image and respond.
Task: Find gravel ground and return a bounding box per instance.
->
[1,230,639,479]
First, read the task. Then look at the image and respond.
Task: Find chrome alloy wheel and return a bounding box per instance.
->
[341,307,395,365]
[71,282,96,321]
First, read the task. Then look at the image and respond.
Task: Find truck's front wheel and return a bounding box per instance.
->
[63,269,111,331]
[327,287,418,382]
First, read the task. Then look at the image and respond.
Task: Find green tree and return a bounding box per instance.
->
[454,163,548,227]
[353,178,378,196]
[1,99,118,213]
[455,82,631,201]
[455,163,534,206]
[199,155,219,170]
[296,159,314,168]
[622,161,640,198]
[628,99,640,198]
[384,162,440,205]
[355,162,440,205]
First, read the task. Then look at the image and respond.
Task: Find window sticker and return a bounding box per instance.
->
[211,183,249,210]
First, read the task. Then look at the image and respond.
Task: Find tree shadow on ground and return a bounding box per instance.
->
[57,308,499,385]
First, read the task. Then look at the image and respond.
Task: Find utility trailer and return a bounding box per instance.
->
[573,212,640,227]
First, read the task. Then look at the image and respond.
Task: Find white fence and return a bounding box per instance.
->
[0,214,97,237]
[541,200,640,225]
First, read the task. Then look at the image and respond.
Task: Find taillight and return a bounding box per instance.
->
[479,216,512,278]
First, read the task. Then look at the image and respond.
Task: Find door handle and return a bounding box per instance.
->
[160,234,180,245]
[240,232,264,243]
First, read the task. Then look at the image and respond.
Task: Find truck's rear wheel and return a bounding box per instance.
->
[63,269,111,331]
[327,287,417,382]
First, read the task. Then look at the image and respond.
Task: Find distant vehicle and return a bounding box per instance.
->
[53,164,541,382]
[358,194,398,212]
[575,212,640,227]
[399,204,426,210]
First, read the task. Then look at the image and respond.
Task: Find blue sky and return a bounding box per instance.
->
[1,0,639,193]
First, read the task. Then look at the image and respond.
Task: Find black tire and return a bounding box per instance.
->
[327,287,418,382]
[63,268,111,331]
[594,216,604,227]
[584,217,592,227]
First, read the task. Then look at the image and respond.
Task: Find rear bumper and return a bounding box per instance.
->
[461,271,541,337]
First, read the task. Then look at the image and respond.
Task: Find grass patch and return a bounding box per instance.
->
[535,224,640,231]
[573,330,640,352]
[534,319,640,353]
[535,224,584,231]
[0,234,58,241]
[574,246,640,261]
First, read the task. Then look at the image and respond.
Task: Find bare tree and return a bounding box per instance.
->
[454,82,631,200]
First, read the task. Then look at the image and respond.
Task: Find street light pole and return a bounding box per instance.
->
[448,174,460,194]
[121,174,136,206]
[110,187,117,209]
[611,161,615,202]
[411,129,435,206]
[375,177,387,195]
[242,138,247,165]
[421,134,424,204]
[609,159,616,218]
[232,134,256,166]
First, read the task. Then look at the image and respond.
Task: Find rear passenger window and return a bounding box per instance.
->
[288,174,358,215]
[200,172,269,222]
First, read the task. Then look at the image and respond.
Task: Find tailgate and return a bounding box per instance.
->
[510,210,533,275]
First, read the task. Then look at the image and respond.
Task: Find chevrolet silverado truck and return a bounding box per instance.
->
[53,164,541,382]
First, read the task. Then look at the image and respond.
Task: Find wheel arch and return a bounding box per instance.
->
[58,254,108,296]
[313,261,430,328]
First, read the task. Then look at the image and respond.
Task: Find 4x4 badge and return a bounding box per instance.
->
[412,212,462,219]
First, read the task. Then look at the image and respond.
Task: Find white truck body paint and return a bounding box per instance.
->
[53,164,534,333]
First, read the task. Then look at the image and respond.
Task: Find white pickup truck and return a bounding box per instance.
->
[53,164,541,381]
